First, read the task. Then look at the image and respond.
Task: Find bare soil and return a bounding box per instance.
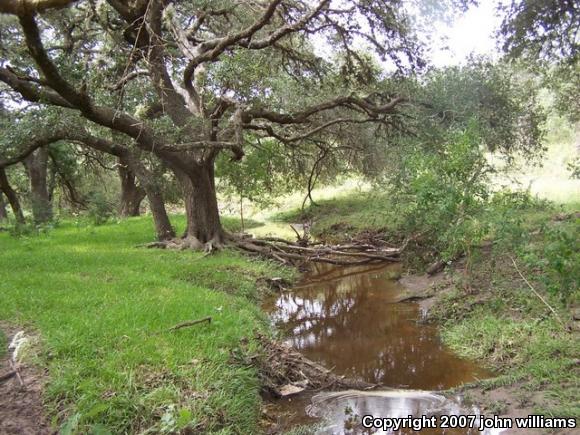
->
[465,385,578,435]
[398,271,446,305]
[0,326,52,435]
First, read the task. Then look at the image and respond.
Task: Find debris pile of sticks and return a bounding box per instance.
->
[235,334,374,397]
[235,236,402,266]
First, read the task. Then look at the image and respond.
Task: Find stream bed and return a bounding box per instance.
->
[264,263,495,434]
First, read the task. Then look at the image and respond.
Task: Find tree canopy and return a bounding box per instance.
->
[0,0,428,243]
[0,0,564,246]
[498,0,579,121]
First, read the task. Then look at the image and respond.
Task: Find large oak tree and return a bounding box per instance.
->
[0,0,423,247]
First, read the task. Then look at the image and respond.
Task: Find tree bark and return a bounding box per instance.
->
[0,168,25,223]
[176,161,224,245]
[122,154,175,241]
[144,182,175,241]
[118,156,146,217]
[0,192,7,221]
[24,148,52,224]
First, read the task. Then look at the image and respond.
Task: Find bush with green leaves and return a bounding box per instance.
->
[486,191,578,302]
[511,219,580,302]
[387,126,491,261]
[86,191,115,226]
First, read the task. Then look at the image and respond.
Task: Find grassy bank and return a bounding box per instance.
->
[433,204,579,418]
[278,190,579,419]
[0,216,290,434]
[273,190,392,239]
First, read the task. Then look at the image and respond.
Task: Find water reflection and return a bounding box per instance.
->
[265,263,490,390]
[308,390,501,435]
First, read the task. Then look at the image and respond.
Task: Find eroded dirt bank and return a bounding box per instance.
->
[0,326,52,435]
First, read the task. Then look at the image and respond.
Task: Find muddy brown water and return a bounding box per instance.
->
[264,263,495,434]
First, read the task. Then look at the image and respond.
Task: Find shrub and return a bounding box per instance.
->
[521,223,580,301]
[388,127,491,261]
[86,191,115,225]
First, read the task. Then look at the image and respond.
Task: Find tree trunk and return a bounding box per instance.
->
[118,156,146,217]
[0,168,25,223]
[123,153,175,241]
[24,148,52,224]
[177,161,224,246]
[0,192,7,221]
[145,183,175,241]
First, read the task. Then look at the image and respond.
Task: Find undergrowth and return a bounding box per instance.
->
[431,204,578,418]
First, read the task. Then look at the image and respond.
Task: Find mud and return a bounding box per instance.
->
[0,326,52,435]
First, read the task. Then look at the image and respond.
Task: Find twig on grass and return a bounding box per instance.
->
[509,256,566,330]
[168,316,212,332]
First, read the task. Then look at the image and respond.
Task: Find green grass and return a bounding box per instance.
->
[432,206,579,418]
[0,328,6,358]
[0,215,291,434]
[273,191,395,239]
[441,313,579,416]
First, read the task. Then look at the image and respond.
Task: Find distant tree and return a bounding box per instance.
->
[23,147,52,224]
[117,155,146,217]
[499,0,578,62]
[0,193,7,221]
[0,192,6,220]
[412,59,545,156]
[0,167,24,223]
[0,112,175,236]
[498,0,579,121]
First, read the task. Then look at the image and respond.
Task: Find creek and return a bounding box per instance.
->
[264,263,497,434]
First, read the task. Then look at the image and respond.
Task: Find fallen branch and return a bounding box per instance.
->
[289,224,303,242]
[426,249,464,275]
[509,256,566,330]
[235,235,402,266]
[138,232,404,266]
[168,316,212,332]
[238,241,398,265]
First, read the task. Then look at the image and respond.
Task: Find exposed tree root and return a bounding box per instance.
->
[139,229,403,265]
[233,236,401,266]
[235,334,375,398]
